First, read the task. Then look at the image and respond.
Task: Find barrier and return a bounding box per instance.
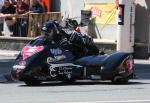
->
[0,12,61,37]
[27,12,61,37]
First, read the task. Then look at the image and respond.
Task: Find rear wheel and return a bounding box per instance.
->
[111,76,128,84]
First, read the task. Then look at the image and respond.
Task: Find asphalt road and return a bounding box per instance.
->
[0,56,150,103]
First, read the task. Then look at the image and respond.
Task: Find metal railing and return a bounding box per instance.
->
[0,12,61,37]
[27,12,61,37]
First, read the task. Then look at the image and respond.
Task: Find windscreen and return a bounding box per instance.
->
[29,37,48,46]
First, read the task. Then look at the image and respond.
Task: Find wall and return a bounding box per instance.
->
[60,0,150,59]
[61,0,114,18]
[134,0,150,58]
[60,0,117,40]
[134,0,149,44]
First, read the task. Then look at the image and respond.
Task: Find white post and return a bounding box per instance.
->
[67,0,73,18]
[116,0,135,53]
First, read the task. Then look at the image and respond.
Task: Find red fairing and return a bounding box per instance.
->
[75,27,81,33]
[116,56,134,74]
[22,46,44,60]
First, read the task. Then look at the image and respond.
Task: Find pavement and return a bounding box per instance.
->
[0,50,20,57]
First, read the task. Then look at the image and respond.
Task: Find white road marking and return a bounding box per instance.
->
[66,100,150,103]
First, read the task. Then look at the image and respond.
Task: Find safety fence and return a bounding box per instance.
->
[0,12,61,37]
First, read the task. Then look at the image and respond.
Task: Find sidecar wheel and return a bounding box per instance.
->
[111,76,128,84]
[24,79,42,86]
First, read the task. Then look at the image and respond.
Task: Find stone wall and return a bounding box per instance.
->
[0,36,32,50]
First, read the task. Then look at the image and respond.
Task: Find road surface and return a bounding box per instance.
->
[0,56,150,103]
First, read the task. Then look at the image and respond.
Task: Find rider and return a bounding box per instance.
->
[41,20,99,59]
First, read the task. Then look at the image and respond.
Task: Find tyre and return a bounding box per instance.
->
[24,79,42,86]
[111,76,128,84]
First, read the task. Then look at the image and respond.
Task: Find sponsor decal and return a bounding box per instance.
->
[85,3,116,24]
[49,65,72,77]
[13,65,26,69]
[49,66,57,77]
[48,63,82,77]
[58,66,72,75]
[91,7,102,17]
[118,5,125,25]
[19,61,26,66]
[22,46,44,60]
[47,55,66,63]
[50,48,62,55]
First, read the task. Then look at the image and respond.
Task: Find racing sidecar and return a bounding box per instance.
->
[11,36,135,86]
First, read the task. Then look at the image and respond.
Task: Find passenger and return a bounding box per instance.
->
[41,20,99,59]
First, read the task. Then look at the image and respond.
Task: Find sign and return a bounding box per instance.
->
[118,5,125,25]
[85,3,117,24]
[50,48,63,55]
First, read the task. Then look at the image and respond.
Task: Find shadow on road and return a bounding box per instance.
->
[18,80,150,87]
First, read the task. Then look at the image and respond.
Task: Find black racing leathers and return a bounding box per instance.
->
[54,30,99,59]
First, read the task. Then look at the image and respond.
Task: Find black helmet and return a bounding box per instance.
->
[65,19,78,29]
[71,19,78,29]
[41,20,59,38]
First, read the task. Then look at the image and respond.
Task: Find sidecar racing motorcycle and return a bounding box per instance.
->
[11,35,135,86]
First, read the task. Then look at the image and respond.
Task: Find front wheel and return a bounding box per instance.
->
[24,79,42,86]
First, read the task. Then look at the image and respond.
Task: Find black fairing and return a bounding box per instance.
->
[11,35,134,83]
[12,36,74,80]
[74,52,130,79]
[100,52,130,79]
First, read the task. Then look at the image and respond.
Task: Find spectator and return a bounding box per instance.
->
[26,0,44,37]
[0,0,16,15]
[23,0,29,6]
[14,0,29,37]
[30,0,44,13]
[0,0,4,35]
[10,0,17,5]
[0,0,16,36]
[16,0,29,14]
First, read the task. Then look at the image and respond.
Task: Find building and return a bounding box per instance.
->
[60,0,150,59]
